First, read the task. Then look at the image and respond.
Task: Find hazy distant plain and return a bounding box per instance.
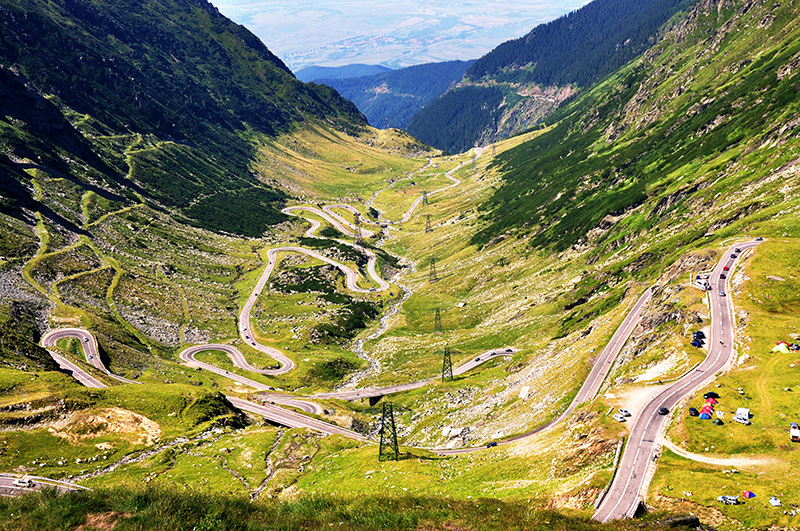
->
[211,0,591,71]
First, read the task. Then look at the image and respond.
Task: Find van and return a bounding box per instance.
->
[790,422,800,442]
[734,408,751,425]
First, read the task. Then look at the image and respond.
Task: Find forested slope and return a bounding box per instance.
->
[0,0,366,237]
[474,0,800,261]
[406,0,694,153]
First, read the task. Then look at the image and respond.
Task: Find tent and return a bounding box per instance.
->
[743,491,756,499]
[769,497,781,507]
[705,398,718,405]
[700,413,712,420]
[704,392,720,399]
[701,405,714,413]
[712,418,724,426]
[773,343,790,353]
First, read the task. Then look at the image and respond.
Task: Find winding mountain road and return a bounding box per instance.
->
[41,328,140,387]
[594,240,762,522]
[34,145,761,519]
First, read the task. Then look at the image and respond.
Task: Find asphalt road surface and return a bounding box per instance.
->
[41,328,140,386]
[0,473,89,496]
[594,240,762,522]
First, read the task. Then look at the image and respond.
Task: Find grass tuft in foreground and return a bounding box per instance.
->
[0,487,704,531]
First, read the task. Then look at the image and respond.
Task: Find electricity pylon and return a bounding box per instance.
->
[378,403,399,461]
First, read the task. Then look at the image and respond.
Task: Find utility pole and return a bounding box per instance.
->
[378,403,399,461]
[441,347,453,381]
[472,156,476,171]
[433,308,442,335]
[492,145,496,157]
[422,190,429,205]
[429,257,438,283]
[425,214,432,234]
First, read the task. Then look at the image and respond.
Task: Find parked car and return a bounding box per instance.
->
[619,408,632,417]
[791,422,800,442]
[486,441,498,448]
[658,407,670,415]
[612,414,626,422]
[717,495,739,505]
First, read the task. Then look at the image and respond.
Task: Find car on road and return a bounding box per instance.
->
[505,349,513,353]
[756,237,764,241]
[730,254,737,258]
[84,337,89,342]
[720,273,726,279]
[88,355,93,359]
[658,407,670,415]
[719,290,726,297]
[13,477,32,487]
[735,248,742,253]
[723,266,729,271]
[474,357,481,362]
[486,442,498,448]
[612,413,626,422]
[717,495,739,505]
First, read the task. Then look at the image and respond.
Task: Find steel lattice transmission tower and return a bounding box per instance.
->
[433,308,442,335]
[429,257,438,283]
[441,347,453,381]
[422,190,429,205]
[378,403,400,461]
[425,214,432,234]
[353,214,363,245]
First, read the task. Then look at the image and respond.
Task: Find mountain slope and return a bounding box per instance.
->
[406,0,694,153]
[0,0,366,237]
[318,60,474,130]
[474,0,800,259]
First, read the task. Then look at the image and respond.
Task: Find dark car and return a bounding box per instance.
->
[486,442,498,448]
[735,248,742,253]
[693,331,706,338]
[755,237,764,241]
[719,290,726,297]
[730,254,737,258]
[720,273,727,279]
[703,392,720,399]
[691,341,701,347]
[658,407,670,415]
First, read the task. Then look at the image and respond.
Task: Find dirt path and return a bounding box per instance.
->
[661,438,781,468]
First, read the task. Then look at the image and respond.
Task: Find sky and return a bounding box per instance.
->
[211,0,592,72]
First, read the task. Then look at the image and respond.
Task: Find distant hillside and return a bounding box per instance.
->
[319,60,474,130]
[0,0,366,237]
[407,0,694,153]
[295,64,393,82]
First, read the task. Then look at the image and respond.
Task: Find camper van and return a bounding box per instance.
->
[734,408,751,425]
[790,422,800,442]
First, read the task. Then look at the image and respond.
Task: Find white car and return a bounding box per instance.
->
[13,477,32,487]
[619,408,632,417]
[612,413,626,422]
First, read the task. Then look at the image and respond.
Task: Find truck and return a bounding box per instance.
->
[734,408,751,425]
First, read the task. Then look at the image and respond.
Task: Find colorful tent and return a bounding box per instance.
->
[705,398,718,405]
[743,491,756,499]
[772,343,790,353]
[701,405,714,413]
[700,413,712,420]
